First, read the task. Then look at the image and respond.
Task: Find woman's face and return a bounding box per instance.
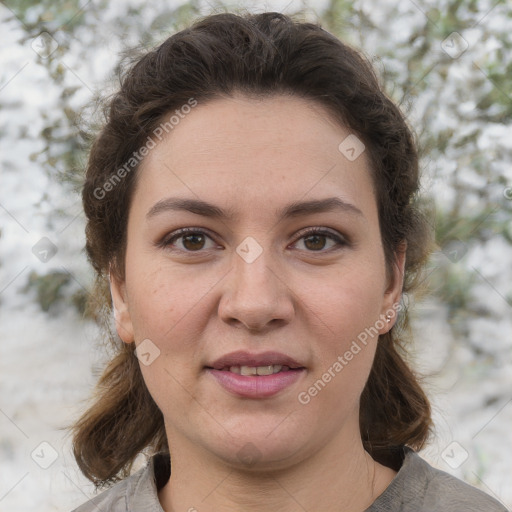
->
[111,93,404,469]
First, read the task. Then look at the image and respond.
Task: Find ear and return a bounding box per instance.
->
[378,241,406,333]
[109,270,135,344]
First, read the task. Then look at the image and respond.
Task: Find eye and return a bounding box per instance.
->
[158,227,348,254]
[159,228,219,252]
[292,227,348,252]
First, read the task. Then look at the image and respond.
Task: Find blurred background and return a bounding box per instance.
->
[0,0,511,510]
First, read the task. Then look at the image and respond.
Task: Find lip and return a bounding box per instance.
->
[205,350,306,399]
[207,350,304,370]
[206,368,306,398]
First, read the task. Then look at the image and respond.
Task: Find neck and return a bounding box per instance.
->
[158,423,396,512]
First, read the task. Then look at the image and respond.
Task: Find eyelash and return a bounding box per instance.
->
[158,227,348,254]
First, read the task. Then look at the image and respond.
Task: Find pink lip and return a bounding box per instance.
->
[206,368,306,398]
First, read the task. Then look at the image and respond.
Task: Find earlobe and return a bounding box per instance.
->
[109,271,135,344]
[379,242,407,333]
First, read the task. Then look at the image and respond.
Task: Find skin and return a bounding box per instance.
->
[110,93,405,512]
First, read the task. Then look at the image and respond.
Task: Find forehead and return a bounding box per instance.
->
[135,93,376,220]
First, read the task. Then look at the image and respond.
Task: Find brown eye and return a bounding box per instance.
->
[160,228,217,252]
[181,233,206,251]
[293,228,347,252]
[303,233,329,251]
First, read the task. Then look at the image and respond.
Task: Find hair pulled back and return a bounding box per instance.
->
[73,10,433,487]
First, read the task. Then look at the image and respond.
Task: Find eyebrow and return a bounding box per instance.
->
[146,196,364,222]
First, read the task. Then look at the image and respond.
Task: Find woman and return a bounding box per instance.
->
[70,11,508,512]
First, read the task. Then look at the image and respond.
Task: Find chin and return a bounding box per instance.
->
[202,420,313,472]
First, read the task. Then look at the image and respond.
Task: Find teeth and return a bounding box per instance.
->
[229,365,284,376]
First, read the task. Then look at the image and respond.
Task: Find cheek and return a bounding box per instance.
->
[125,260,211,417]
[294,264,384,408]
[312,284,381,381]
[125,255,207,340]
[298,295,380,429]
[301,263,385,341]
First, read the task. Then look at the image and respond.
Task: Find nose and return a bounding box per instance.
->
[218,244,295,333]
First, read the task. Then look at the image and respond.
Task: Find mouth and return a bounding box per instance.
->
[205,351,306,398]
[209,364,300,375]
[206,350,305,371]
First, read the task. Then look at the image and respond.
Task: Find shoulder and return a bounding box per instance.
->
[368,447,509,512]
[70,472,138,512]
[70,453,169,512]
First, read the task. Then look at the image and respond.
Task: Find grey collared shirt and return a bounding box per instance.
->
[72,448,509,511]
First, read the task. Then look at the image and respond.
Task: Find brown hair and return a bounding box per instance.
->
[72,10,433,488]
